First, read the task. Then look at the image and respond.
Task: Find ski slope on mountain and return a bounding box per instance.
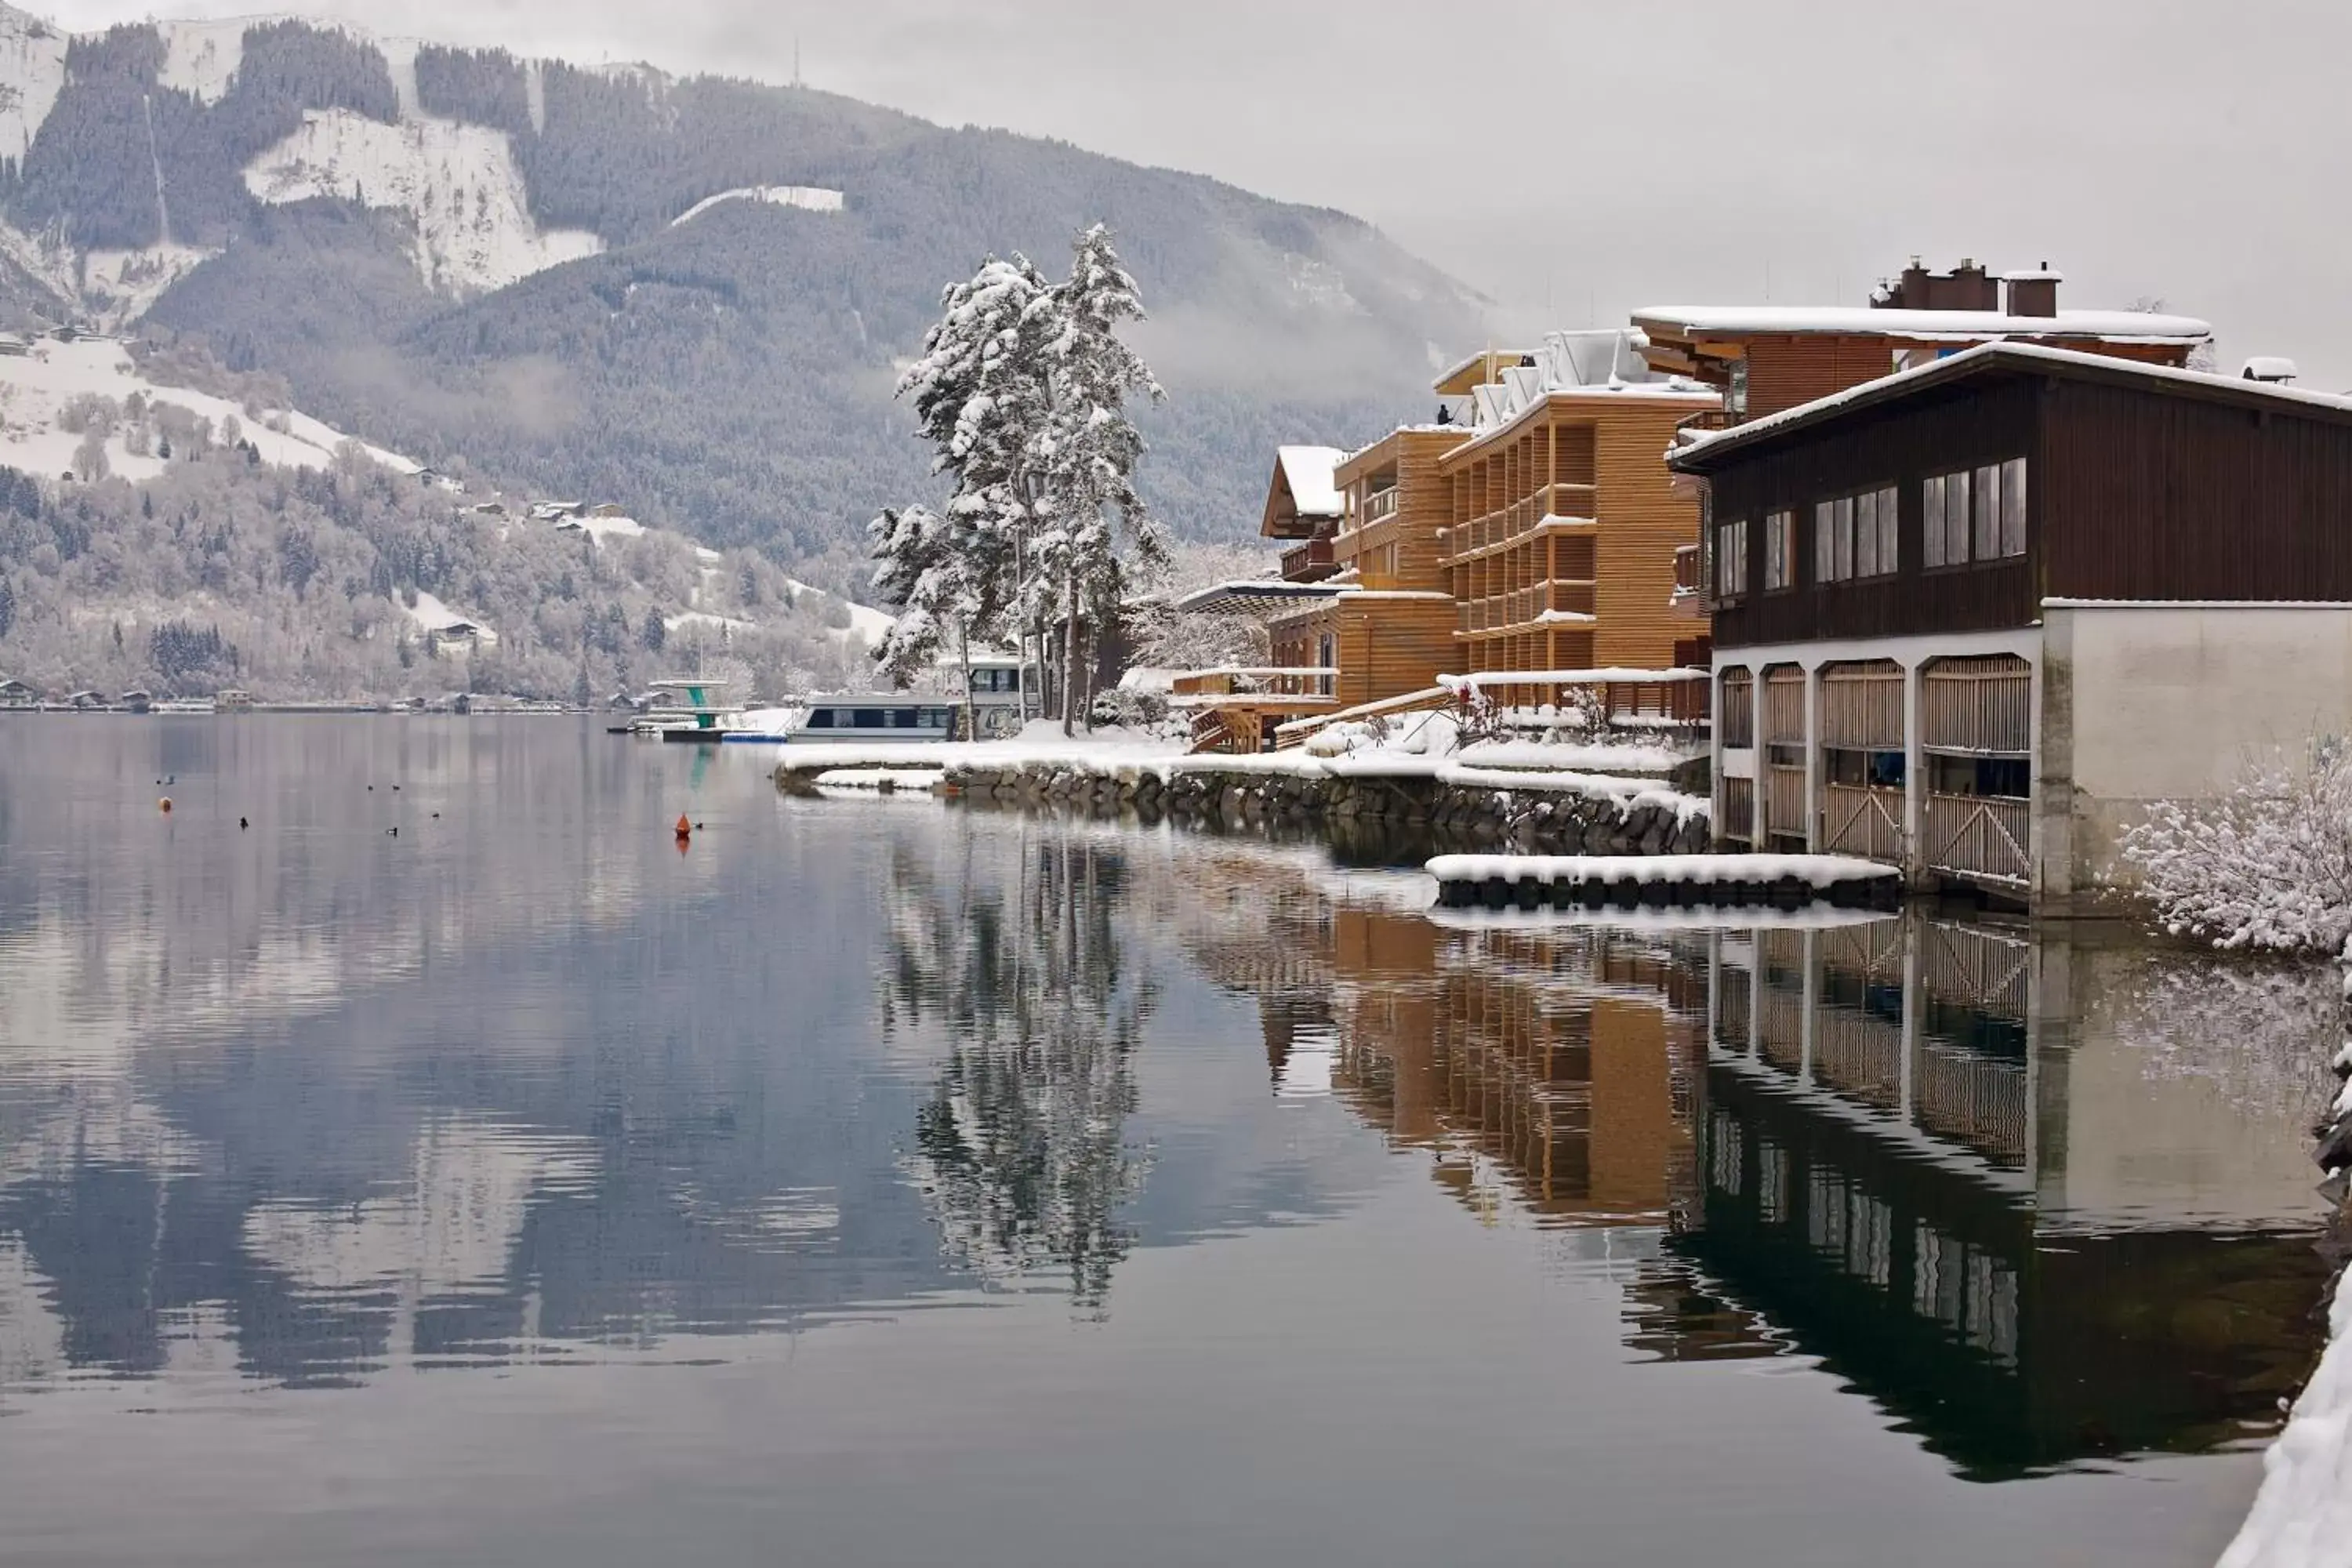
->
[245,109,604,296]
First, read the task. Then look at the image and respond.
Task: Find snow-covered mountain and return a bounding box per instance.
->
[0,3,1490,580]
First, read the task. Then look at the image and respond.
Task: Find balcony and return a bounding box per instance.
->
[1456,579,1596,635]
[1362,487,1400,526]
[1279,535,1339,583]
[1170,666,1340,706]
[1672,544,1710,619]
[1441,484,1597,564]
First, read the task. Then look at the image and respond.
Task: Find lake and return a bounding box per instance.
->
[0,716,2336,1566]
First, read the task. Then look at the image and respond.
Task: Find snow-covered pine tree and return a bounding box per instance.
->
[868,502,1000,740]
[881,255,1053,720]
[1026,224,1167,733]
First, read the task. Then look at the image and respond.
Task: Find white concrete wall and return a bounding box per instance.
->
[2045,603,2352,899]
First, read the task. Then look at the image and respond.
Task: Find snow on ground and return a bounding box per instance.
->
[1455,737,1697,775]
[768,719,1706,821]
[245,109,603,296]
[786,578,893,644]
[400,590,497,644]
[557,514,645,545]
[2216,1272,2352,1568]
[0,336,418,480]
[0,7,64,162]
[666,610,753,635]
[1425,852,1896,889]
[158,16,258,103]
[670,186,845,227]
[78,245,219,325]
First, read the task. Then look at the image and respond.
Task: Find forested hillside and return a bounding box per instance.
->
[0,432,877,703]
[0,9,1489,597]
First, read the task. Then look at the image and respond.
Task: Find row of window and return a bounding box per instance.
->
[1924,459,2027,568]
[1715,458,2028,601]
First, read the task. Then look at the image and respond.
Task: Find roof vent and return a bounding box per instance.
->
[2242,356,2300,384]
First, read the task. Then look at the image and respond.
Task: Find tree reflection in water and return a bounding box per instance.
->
[883,822,1156,1311]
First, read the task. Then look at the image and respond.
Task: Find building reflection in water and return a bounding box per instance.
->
[1194,859,2337,1479]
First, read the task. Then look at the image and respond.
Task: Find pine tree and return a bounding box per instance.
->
[881,253,1052,719]
[1027,224,1166,732]
[639,605,666,652]
[0,575,13,641]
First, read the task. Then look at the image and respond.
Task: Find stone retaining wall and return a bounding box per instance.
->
[927,760,1710,857]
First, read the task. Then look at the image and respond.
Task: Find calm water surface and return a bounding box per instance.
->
[0,717,2337,1566]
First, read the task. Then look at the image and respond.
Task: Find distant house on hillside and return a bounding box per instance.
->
[530,501,587,521]
[432,620,495,651]
[0,678,36,708]
[0,333,32,357]
[1675,339,2352,912]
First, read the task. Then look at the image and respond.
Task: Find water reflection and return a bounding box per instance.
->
[883,830,1152,1308]
[0,720,2335,1503]
[1196,862,2335,1478]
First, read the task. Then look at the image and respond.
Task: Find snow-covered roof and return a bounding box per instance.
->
[1633,303,2212,343]
[1276,445,1345,518]
[1671,340,2352,471]
[1174,579,1344,614]
[1998,267,2064,282]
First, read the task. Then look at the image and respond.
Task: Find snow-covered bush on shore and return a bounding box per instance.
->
[2118,741,2352,955]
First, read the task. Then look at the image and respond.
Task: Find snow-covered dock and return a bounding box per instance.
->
[1426,852,1904,913]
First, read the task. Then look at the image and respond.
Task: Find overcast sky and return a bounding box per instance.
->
[50,0,2350,383]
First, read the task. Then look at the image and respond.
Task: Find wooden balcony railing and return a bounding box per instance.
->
[1279,536,1338,583]
[1454,579,1597,636]
[1363,487,1399,525]
[1442,484,1597,562]
[1170,666,1340,704]
[1443,668,1711,726]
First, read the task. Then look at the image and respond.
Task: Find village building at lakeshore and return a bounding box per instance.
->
[1174,330,1719,751]
[1675,339,2352,912]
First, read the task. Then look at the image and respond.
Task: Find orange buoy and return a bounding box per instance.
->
[158,797,172,813]
[674,813,692,839]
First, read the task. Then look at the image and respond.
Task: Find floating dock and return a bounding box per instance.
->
[1426,852,1904,912]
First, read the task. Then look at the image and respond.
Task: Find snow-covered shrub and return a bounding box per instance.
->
[2118,739,2352,954]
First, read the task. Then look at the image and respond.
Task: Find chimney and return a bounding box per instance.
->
[2003,263,2061,318]
[2241,357,2300,385]
[1947,259,1998,311]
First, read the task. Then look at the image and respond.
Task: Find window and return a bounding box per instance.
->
[1813,495,1857,582]
[854,709,886,729]
[1925,459,2026,568]
[1973,464,1999,561]
[1764,510,1794,591]
[1715,518,1749,600]
[1850,485,1898,578]
[805,708,835,729]
[1998,457,2027,557]
[890,706,918,728]
[1925,468,1973,567]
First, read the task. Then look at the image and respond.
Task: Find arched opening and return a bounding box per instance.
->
[1819,659,1905,862]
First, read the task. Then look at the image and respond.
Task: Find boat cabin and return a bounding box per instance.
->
[793,699,967,742]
